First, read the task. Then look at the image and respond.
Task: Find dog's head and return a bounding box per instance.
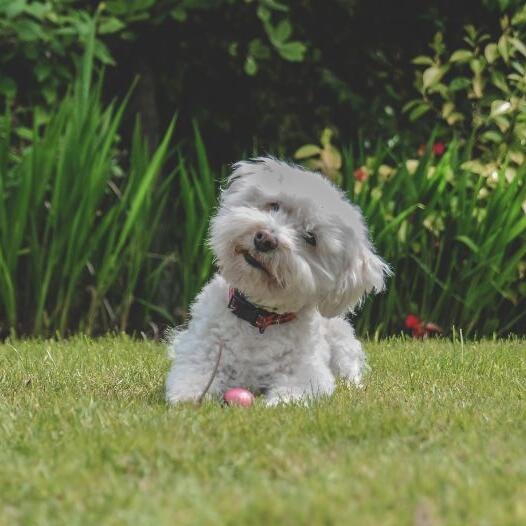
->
[210,157,389,315]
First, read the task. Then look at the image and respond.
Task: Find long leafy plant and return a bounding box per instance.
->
[0,24,176,336]
[343,141,526,337]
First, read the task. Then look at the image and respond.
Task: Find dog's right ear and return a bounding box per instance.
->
[317,246,389,318]
[316,204,391,318]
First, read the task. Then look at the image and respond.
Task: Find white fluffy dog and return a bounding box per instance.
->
[166,157,389,405]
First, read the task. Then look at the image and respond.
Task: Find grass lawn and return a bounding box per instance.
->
[1,336,525,525]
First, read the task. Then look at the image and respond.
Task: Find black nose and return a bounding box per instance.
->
[254,230,278,252]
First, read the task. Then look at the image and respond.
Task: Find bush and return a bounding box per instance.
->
[341,140,526,337]
[3,1,506,163]
[404,3,526,179]
[156,132,526,338]
[0,29,176,337]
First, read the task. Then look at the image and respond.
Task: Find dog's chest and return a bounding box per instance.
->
[216,322,306,390]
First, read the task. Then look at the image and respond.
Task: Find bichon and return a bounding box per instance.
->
[166,157,389,405]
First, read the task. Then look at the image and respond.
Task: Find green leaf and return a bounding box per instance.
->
[449,77,471,91]
[422,66,445,90]
[249,38,271,60]
[3,0,26,18]
[244,56,257,76]
[99,17,126,34]
[494,115,510,132]
[15,19,43,41]
[469,58,484,74]
[0,76,17,98]
[455,235,479,254]
[14,126,33,140]
[409,103,431,121]
[481,130,503,143]
[446,112,464,125]
[277,41,306,62]
[257,6,271,22]
[441,101,454,118]
[294,144,321,159]
[170,7,187,22]
[262,0,289,12]
[93,40,115,66]
[41,83,56,104]
[509,37,526,57]
[484,43,499,64]
[511,4,526,25]
[498,35,509,63]
[449,49,473,63]
[35,62,51,82]
[460,160,489,175]
[402,100,421,113]
[25,2,49,19]
[273,19,292,43]
[411,55,434,66]
[490,99,512,117]
[491,70,509,92]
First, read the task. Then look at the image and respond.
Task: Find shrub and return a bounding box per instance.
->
[404,3,526,179]
[176,124,218,313]
[0,28,176,337]
[158,131,526,338]
[0,2,117,108]
[342,140,526,337]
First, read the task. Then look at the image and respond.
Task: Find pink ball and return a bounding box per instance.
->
[223,387,255,407]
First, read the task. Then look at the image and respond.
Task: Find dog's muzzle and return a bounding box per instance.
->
[254,230,278,252]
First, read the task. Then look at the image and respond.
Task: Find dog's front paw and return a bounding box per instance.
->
[341,373,365,390]
[166,390,201,405]
[166,382,218,405]
[265,388,313,407]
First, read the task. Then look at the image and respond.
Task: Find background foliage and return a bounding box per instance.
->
[4,0,520,159]
[1,0,525,337]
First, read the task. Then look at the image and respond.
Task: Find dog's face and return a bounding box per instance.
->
[210,158,389,315]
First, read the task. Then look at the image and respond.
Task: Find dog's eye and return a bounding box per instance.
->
[304,231,317,247]
[266,202,280,212]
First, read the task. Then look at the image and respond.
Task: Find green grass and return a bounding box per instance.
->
[1,337,524,525]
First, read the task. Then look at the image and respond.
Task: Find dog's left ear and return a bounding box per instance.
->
[317,221,390,318]
[221,158,269,202]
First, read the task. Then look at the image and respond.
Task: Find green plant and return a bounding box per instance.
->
[0,1,118,106]
[404,4,526,177]
[0,24,176,336]
[0,0,307,107]
[293,128,342,184]
[104,0,307,76]
[340,140,526,337]
[177,123,219,313]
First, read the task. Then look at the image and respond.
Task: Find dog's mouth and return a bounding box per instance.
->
[243,252,267,272]
[233,247,287,289]
[235,247,272,276]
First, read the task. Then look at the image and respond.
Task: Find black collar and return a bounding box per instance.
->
[227,288,296,334]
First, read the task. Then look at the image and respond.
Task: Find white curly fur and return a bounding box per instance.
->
[166,157,389,405]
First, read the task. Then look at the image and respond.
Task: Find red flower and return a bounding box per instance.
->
[405,314,443,339]
[405,314,421,329]
[432,142,446,156]
[353,167,368,182]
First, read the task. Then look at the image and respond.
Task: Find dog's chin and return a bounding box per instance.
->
[219,246,316,312]
[242,251,267,272]
[232,247,273,279]
[219,249,288,303]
